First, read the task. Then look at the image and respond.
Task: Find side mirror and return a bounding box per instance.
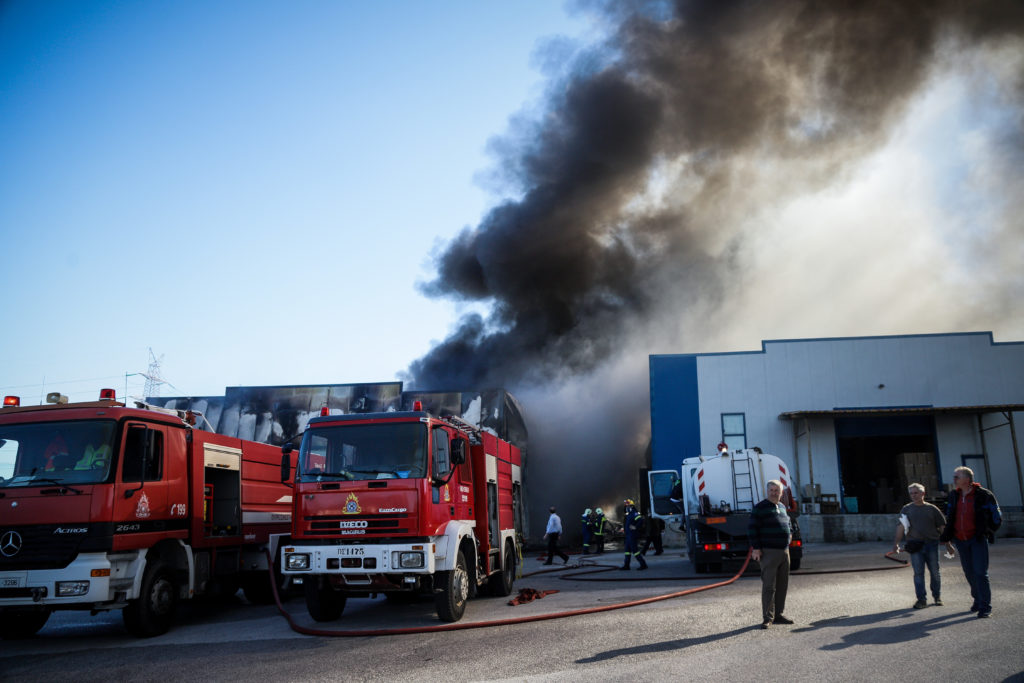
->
[281,443,294,483]
[450,438,466,466]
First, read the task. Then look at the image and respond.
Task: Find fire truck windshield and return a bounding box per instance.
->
[0,420,116,486]
[299,422,427,481]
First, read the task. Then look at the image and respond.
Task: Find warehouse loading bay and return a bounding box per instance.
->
[836,415,942,514]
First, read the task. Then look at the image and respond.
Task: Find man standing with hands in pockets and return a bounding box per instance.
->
[749,480,793,629]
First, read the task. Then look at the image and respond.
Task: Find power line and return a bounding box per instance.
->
[140,348,179,398]
[0,374,126,391]
[143,348,165,398]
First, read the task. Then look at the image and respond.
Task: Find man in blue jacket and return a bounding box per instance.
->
[940,466,1002,618]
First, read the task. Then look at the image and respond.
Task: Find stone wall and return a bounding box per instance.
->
[655,510,1022,547]
[799,510,1023,543]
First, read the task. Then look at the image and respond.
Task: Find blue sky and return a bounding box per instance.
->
[0,1,599,403]
[3,2,1022,410]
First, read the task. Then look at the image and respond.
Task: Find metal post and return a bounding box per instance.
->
[792,419,801,497]
[1005,411,1023,509]
[977,413,993,488]
[806,417,815,514]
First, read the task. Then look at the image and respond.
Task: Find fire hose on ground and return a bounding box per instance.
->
[265,548,907,637]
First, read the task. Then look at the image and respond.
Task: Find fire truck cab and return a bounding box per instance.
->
[280,406,524,622]
[0,391,293,638]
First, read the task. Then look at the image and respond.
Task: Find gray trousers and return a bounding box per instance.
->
[759,547,790,622]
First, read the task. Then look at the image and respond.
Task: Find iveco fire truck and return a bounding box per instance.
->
[0,390,294,638]
[280,402,524,622]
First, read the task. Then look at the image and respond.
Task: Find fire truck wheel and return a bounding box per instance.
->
[0,608,51,639]
[123,560,178,637]
[435,549,469,622]
[487,543,516,597]
[790,554,802,571]
[304,577,346,622]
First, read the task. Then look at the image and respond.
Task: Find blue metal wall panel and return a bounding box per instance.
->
[649,355,701,471]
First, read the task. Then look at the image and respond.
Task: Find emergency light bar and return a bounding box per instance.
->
[3,395,19,407]
[99,388,116,400]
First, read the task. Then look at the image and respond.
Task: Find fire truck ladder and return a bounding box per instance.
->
[440,414,482,444]
[731,451,756,512]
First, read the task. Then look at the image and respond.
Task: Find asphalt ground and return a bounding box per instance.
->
[2,539,1023,682]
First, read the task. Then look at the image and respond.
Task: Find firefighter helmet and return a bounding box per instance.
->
[595,507,604,516]
[624,498,635,507]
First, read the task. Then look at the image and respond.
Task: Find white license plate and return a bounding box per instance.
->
[338,547,364,556]
[1,576,25,588]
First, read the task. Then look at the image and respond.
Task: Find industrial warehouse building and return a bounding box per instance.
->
[649,332,1023,540]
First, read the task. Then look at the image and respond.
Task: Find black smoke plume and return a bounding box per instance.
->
[407,0,1024,539]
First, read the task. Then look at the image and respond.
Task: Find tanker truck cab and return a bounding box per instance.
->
[644,448,803,573]
[282,406,522,623]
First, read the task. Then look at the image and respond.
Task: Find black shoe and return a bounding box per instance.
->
[761,621,771,629]
[913,599,928,609]
[654,551,663,555]
[978,610,991,619]
[620,565,630,570]
[636,565,648,571]
[773,615,794,625]
[933,598,943,606]
[543,562,552,565]
[970,604,979,612]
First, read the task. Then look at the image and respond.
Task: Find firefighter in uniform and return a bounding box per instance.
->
[621,499,648,570]
[593,508,608,553]
[581,508,594,554]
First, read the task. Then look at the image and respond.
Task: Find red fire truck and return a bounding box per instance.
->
[280,403,524,622]
[0,391,294,638]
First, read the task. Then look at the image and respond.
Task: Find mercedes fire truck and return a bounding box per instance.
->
[0,391,294,638]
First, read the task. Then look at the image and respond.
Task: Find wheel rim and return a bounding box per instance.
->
[151,577,174,616]
[453,564,468,605]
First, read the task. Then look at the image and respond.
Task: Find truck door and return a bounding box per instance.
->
[452,433,474,522]
[431,425,453,513]
[646,469,682,524]
[113,423,171,547]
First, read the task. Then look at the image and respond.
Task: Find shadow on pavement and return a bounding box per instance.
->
[791,607,977,650]
[575,624,758,663]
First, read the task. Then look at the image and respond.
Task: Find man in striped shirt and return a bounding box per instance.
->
[748,480,794,629]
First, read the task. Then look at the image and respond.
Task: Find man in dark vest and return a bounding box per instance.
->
[940,466,1002,618]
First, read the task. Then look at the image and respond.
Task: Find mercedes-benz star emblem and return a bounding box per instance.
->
[0,530,23,557]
